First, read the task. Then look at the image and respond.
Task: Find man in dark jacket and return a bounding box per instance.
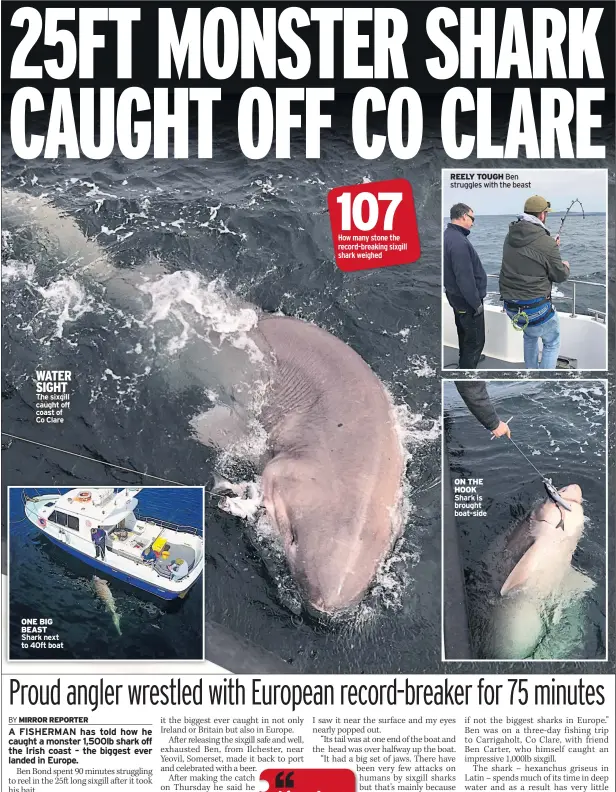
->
[444,203,487,369]
[454,381,511,438]
[499,195,570,369]
[91,527,106,560]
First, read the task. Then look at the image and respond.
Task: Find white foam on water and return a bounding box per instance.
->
[33,277,96,341]
[215,479,263,521]
[139,271,264,362]
[2,259,36,283]
[408,355,437,378]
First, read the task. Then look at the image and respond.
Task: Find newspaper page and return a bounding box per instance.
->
[1,3,614,792]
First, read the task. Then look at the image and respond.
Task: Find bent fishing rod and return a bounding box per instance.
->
[556,198,585,241]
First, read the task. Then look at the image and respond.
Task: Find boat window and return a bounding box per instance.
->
[48,511,79,531]
[67,515,79,531]
[44,502,55,508]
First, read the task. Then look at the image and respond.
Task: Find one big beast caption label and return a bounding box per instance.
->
[328,178,420,272]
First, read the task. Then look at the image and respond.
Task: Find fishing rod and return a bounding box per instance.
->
[556,198,585,241]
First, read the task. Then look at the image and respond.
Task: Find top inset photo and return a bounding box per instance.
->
[441,169,607,371]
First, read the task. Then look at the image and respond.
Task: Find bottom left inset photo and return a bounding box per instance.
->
[8,486,204,661]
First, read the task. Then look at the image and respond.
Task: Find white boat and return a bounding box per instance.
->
[24,487,203,600]
[443,277,607,370]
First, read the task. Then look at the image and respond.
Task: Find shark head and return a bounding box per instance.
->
[532,484,584,542]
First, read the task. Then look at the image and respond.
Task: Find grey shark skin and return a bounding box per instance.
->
[3,189,406,617]
[93,577,122,636]
[486,484,594,660]
[254,316,405,615]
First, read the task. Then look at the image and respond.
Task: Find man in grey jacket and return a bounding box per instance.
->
[499,195,570,369]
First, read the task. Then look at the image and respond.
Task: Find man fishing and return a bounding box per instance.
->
[90,526,107,561]
[499,195,570,369]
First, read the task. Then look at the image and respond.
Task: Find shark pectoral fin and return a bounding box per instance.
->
[500,545,543,596]
[190,404,249,449]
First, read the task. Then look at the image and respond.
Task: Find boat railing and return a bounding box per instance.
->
[484,275,607,322]
[135,513,200,536]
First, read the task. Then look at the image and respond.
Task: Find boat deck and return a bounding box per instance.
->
[442,347,579,371]
[442,348,521,371]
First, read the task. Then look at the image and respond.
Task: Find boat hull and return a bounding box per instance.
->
[42,532,198,600]
[442,295,607,369]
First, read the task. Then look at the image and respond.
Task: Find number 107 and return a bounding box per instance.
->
[336,191,403,232]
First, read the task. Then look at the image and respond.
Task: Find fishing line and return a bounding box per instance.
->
[504,434,572,520]
[1,432,225,497]
[507,436,546,479]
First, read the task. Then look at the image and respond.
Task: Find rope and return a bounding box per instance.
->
[1,432,224,497]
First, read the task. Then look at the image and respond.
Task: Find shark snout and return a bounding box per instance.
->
[293,560,366,616]
[558,484,582,505]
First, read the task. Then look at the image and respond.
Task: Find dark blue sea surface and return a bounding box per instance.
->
[8,487,203,660]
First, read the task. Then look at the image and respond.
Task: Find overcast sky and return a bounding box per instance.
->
[442,169,607,216]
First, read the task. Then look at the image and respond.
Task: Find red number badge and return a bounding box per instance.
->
[327,178,421,272]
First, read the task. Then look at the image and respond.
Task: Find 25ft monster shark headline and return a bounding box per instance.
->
[6,5,609,160]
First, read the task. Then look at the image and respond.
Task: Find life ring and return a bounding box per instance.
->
[38,517,47,527]
[74,491,92,503]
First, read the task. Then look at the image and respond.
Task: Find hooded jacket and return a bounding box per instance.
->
[499,215,569,301]
[443,223,487,312]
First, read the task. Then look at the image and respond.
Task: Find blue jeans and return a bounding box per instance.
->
[523,312,560,369]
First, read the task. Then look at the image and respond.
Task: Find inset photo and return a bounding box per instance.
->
[442,379,607,661]
[8,486,204,660]
[441,169,607,371]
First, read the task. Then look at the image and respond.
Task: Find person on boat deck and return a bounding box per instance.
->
[443,203,487,370]
[90,527,107,560]
[168,559,189,581]
[454,382,511,438]
[141,547,157,563]
[499,196,570,369]
[443,204,488,369]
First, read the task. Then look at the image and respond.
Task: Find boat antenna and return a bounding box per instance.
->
[556,198,585,240]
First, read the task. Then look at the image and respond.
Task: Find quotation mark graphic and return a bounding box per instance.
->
[275,771,295,788]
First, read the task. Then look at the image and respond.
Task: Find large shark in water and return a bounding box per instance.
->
[4,189,406,617]
[194,313,406,616]
[93,577,122,635]
[484,484,594,659]
[257,315,404,614]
